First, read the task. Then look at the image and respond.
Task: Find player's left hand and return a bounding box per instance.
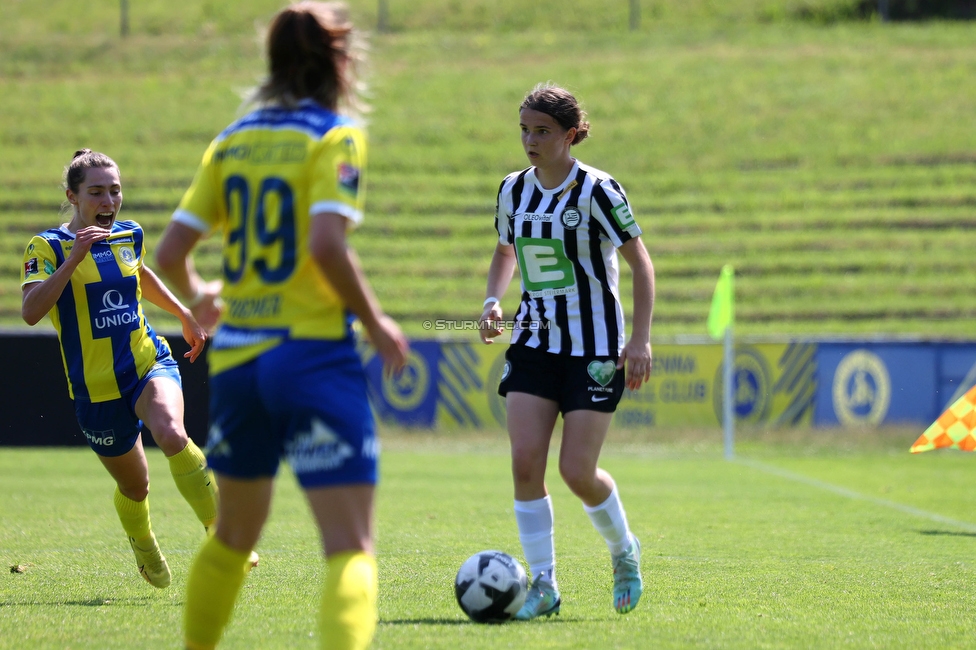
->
[618,339,652,391]
[180,311,208,363]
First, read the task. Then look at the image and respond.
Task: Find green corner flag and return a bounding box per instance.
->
[707,264,734,340]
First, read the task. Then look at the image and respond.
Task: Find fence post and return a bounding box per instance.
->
[629,0,641,30]
[378,0,389,32]
[878,0,889,21]
[120,0,130,37]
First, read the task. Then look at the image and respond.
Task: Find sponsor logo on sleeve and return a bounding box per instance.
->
[611,203,635,229]
[24,258,39,278]
[337,162,360,197]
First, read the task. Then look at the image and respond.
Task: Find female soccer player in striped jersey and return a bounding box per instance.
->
[154,3,408,649]
[480,83,655,619]
[20,149,219,590]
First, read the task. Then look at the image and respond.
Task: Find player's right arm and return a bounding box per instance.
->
[154,221,223,333]
[310,212,408,378]
[21,226,109,325]
[155,142,224,331]
[479,242,517,344]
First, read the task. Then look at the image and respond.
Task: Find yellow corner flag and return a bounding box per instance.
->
[707,265,734,340]
[910,384,976,453]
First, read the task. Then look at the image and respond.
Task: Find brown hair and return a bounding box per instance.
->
[520,83,590,146]
[249,2,365,115]
[63,149,118,194]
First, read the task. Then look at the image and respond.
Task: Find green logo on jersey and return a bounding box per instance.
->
[43,260,55,275]
[611,203,635,229]
[587,360,616,387]
[514,237,575,294]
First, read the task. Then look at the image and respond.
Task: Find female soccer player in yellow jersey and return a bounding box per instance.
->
[154,3,408,649]
[20,149,219,590]
[479,83,655,619]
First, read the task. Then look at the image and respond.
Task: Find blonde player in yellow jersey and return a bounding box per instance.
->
[20,149,219,590]
[154,3,408,649]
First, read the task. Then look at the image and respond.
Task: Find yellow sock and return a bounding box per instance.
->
[319,551,378,650]
[168,440,218,529]
[113,486,151,540]
[184,535,252,650]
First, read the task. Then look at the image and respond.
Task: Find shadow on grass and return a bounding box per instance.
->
[381,617,579,626]
[0,596,155,607]
[918,529,976,538]
[380,618,471,626]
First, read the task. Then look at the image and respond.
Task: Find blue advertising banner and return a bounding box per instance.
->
[814,342,976,427]
[361,340,976,430]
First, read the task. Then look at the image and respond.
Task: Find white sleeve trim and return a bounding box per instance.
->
[311,201,364,226]
[172,209,210,233]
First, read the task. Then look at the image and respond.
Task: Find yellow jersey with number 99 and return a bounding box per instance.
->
[172,99,366,374]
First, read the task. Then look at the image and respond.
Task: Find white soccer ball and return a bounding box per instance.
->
[454,550,528,623]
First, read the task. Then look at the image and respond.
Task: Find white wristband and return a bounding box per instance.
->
[483,296,500,309]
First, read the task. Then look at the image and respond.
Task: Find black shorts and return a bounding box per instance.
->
[497,344,624,414]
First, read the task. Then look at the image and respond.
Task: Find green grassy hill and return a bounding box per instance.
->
[3,1,976,339]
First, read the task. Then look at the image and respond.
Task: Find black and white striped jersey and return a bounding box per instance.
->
[494,159,643,357]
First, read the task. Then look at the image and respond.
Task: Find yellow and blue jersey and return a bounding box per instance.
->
[21,221,170,402]
[172,99,367,374]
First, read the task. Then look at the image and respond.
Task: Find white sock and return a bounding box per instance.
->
[583,485,633,557]
[514,496,557,589]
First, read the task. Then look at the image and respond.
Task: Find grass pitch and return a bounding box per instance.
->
[1,426,974,649]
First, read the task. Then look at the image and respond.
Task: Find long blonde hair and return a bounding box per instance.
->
[248,2,367,116]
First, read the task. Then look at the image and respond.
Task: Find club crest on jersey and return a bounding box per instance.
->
[118,246,137,267]
[561,207,582,229]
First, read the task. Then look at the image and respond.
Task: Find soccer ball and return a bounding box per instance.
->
[454,550,528,623]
